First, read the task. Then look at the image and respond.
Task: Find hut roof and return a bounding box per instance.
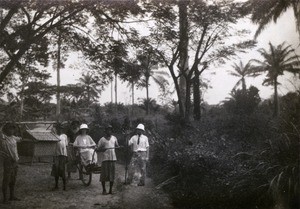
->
[26,130,60,142]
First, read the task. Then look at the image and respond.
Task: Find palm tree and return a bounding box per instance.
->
[245,0,300,38]
[78,73,102,104]
[56,30,62,120]
[228,60,256,92]
[137,54,169,115]
[252,42,300,117]
[119,61,141,106]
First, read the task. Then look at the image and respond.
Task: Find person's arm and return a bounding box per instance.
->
[0,133,4,150]
[146,137,150,161]
[96,138,106,152]
[14,136,21,143]
[115,136,120,148]
[62,134,69,146]
[73,137,80,148]
[146,147,149,161]
[88,136,96,148]
[128,136,133,146]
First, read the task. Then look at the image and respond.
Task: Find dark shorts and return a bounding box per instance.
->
[100,161,115,182]
[53,155,67,178]
[3,159,18,186]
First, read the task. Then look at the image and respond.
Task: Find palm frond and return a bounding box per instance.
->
[232,79,242,90]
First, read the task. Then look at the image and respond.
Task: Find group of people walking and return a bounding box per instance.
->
[0,121,150,204]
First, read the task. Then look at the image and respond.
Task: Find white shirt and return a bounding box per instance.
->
[55,134,68,156]
[128,134,149,152]
[73,134,96,153]
[0,134,21,161]
[97,135,118,161]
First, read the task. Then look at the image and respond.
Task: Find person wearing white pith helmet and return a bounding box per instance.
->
[128,123,149,186]
[73,124,97,166]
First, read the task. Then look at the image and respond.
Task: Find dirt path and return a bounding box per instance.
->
[0,160,174,209]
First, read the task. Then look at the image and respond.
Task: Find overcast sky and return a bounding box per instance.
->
[48,7,299,105]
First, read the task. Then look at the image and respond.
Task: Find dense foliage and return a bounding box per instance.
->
[0,1,299,209]
[149,91,300,209]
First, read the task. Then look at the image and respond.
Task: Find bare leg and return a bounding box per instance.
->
[101,181,107,195]
[138,160,146,186]
[9,165,20,201]
[54,176,59,189]
[109,182,114,194]
[2,183,8,204]
[62,177,66,191]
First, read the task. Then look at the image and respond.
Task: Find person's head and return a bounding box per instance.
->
[79,124,89,135]
[71,120,80,129]
[104,124,113,137]
[54,123,64,135]
[136,123,145,135]
[2,123,17,136]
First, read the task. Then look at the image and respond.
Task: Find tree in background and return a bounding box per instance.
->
[252,42,300,117]
[78,72,102,105]
[145,0,255,121]
[0,0,142,94]
[0,0,87,86]
[107,41,128,105]
[193,63,208,120]
[136,48,169,115]
[228,60,256,92]
[139,98,160,115]
[22,81,55,120]
[119,60,141,106]
[223,86,261,115]
[245,0,300,38]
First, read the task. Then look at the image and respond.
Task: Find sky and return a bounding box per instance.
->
[202,8,299,104]
[48,7,300,105]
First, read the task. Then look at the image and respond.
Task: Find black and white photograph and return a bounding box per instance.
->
[0,0,299,208]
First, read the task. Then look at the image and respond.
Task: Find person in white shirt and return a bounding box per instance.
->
[97,125,119,195]
[128,124,149,186]
[0,123,21,204]
[53,124,68,190]
[73,124,97,167]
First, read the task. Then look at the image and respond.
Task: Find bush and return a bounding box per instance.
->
[150,95,299,209]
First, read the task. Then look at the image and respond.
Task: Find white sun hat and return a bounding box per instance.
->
[79,124,89,130]
[136,124,145,131]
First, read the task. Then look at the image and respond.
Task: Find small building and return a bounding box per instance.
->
[17,122,60,164]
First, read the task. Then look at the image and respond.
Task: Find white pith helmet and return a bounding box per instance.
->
[79,124,89,130]
[136,124,145,131]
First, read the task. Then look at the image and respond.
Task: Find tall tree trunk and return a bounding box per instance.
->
[193,68,201,120]
[185,79,192,122]
[114,72,118,114]
[132,82,135,105]
[146,76,150,115]
[56,31,62,120]
[178,0,189,121]
[111,78,113,103]
[115,72,118,105]
[20,84,25,120]
[273,76,279,117]
[242,77,246,93]
[131,82,134,117]
[87,86,90,104]
[169,65,185,118]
